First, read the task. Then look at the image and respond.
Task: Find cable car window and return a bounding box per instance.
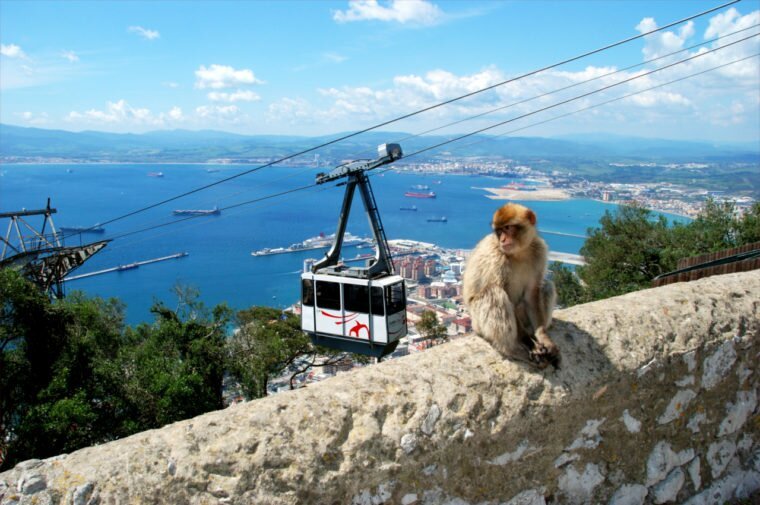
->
[316,281,341,310]
[371,286,384,315]
[344,284,369,313]
[302,279,314,307]
[385,282,406,314]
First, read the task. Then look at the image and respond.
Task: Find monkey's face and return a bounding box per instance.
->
[492,203,537,256]
[494,224,527,254]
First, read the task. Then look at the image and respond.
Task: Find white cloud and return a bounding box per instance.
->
[168,106,184,120]
[323,52,348,64]
[128,26,160,40]
[60,50,79,62]
[1,43,26,59]
[624,90,691,108]
[333,0,444,25]
[268,26,757,135]
[394,67,504,100]
[163,81,180,88]
[195,64,262,89]
[195,104,246,124]
[66,99,186,126]
[636,17,695,61]
[16,111,50,125]
[267,97,318,125]
[207,89,260,102]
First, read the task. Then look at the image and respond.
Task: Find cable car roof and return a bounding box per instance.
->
[303,271,404,287]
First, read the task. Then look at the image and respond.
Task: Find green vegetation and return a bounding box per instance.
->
[416,310,448,347]
[0,275,356,470]
[0,276,232,469]
[551,199,760,307]
[226,306,310,399]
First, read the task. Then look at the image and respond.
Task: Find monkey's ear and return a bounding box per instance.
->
[526,210,536,226]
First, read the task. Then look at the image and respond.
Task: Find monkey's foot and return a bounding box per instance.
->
[529,344,561,369]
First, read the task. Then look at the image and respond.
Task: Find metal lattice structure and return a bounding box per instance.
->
[0,199,108,298]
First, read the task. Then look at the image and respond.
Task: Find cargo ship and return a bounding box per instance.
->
[60,225,105,234]
[251,232,371,257]
[427,217,448,223]
[173,207,221,216]
[404,191,436,199]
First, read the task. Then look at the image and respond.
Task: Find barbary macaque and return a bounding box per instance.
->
[463,203,559,368]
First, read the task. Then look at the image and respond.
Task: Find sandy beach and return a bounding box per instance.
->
[479,186,571,201]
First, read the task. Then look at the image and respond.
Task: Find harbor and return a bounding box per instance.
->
[64,252,189,281]
[251,232,372,257]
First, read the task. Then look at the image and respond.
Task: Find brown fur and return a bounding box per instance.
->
[463,203,559,368]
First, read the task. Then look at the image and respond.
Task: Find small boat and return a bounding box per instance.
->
[148,171,164,177]
[173,207,221,216]
[410,184,430,190]
[400,206,418,211]
[206,168,220,173]
[117,263,139,271]
[427,217,448,223]
[404,191,436,199]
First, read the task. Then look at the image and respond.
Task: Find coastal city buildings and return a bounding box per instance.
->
[395,158,755,218]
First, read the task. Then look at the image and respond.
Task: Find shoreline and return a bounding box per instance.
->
[589,197,695,220]
[478,186,572,201]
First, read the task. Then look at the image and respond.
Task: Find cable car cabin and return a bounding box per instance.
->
[301,142,407,358]
[301,271,407,358]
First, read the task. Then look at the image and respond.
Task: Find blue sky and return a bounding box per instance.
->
[1,0,758,142]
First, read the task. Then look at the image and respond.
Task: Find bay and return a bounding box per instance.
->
[3,163,621,324]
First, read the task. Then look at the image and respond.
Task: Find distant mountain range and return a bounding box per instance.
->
[0,123,757,164]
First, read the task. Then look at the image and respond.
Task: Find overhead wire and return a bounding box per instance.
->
[93,33,759,244]
[391,22,760,145]
[101,164,330,252]
[104,183,335,253]
[398,32,760,161]
[61,0,739,237]
[449,53,760,153]
[373,52,760,177]
[333,21,759,166]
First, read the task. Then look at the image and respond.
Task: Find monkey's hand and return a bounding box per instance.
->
[530,328,560,369]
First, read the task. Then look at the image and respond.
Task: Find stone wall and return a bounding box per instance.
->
[1,270,759,505]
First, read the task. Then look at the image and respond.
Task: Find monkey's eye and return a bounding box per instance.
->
[494,224,523,237]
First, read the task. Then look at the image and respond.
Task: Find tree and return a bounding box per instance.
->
[416,310,448,347]
[667,199,760,264]
[549,262,586,308]
[0,269,128,469]
[112,291,231,432]
[737,202,760,244]
[226,306,311,399]
[0,275,232,470]
[572,199,760,305]
[577,204,674,301]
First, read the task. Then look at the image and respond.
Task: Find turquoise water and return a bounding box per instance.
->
[3,163,626,324]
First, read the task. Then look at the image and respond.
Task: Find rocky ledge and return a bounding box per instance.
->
[1,270,759,504]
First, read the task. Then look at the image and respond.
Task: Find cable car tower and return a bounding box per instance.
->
[0,199,108,298]
[301,143,407,358]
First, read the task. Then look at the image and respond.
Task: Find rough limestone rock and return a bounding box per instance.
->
[1,271,759,504]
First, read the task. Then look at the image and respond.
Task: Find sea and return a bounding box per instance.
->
[0,163,678,325]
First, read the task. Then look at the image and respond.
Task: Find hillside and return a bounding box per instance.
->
[2,124,758,195]
[1,123,756,164]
